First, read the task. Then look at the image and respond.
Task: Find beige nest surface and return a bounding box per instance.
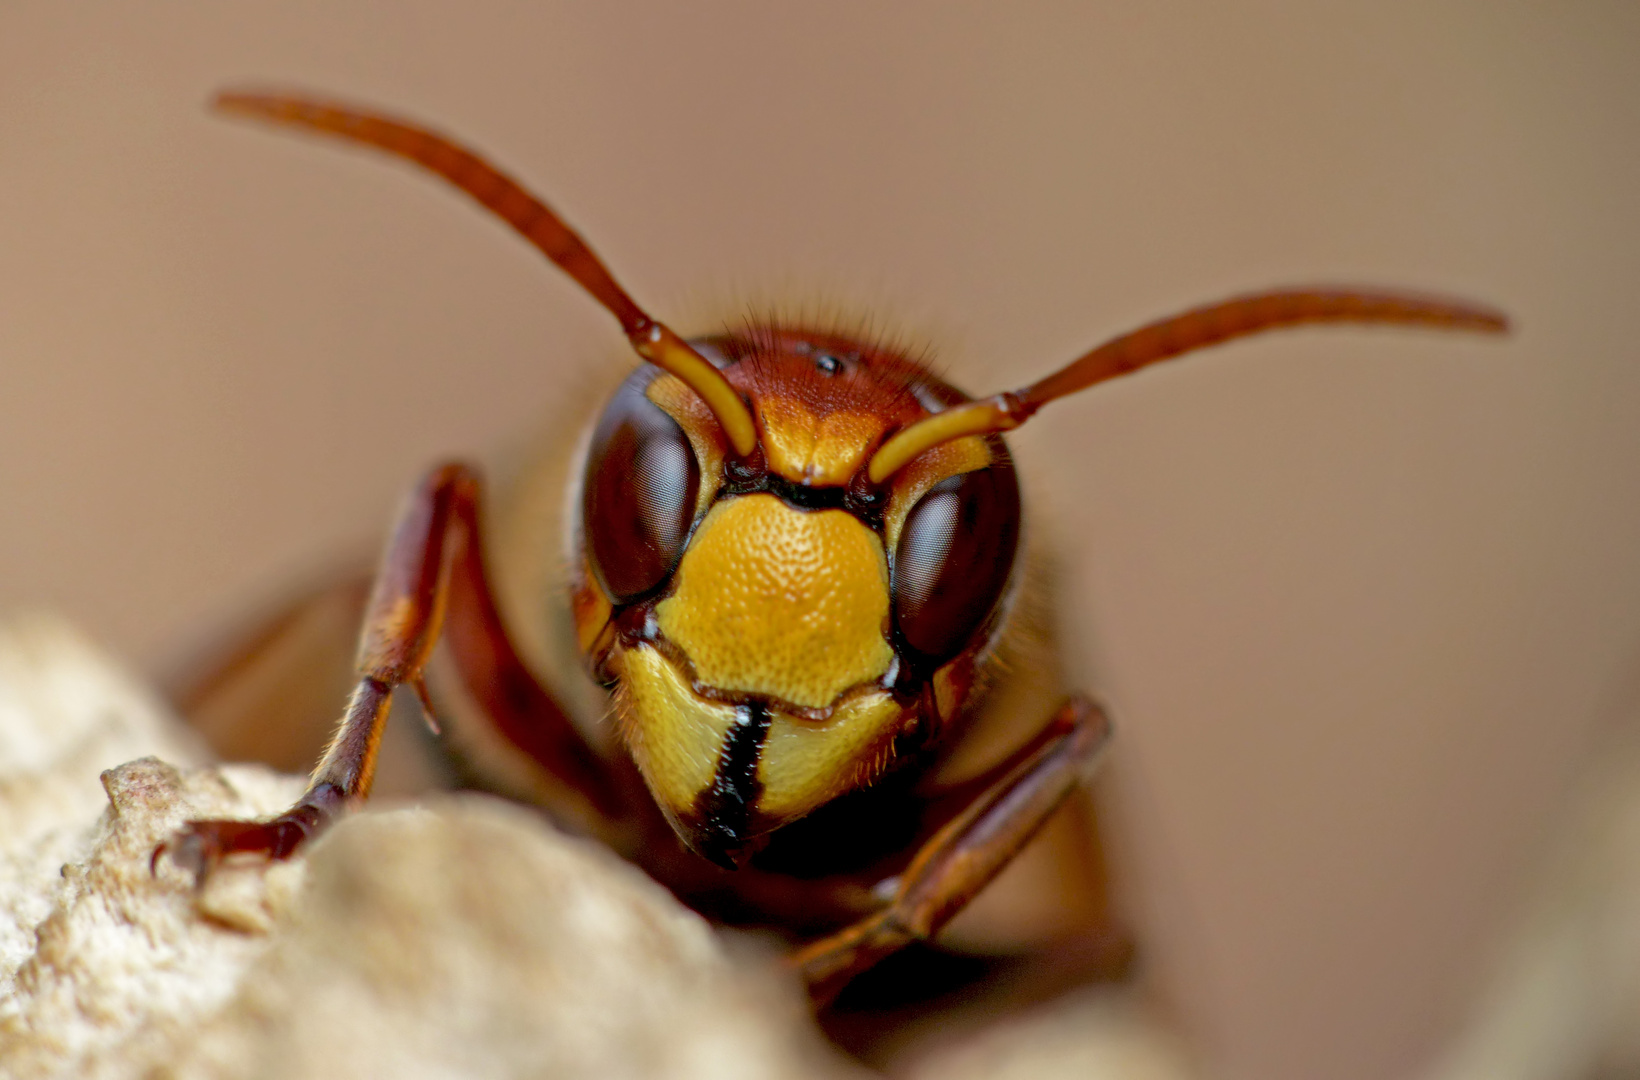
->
[0,613,1187,1080]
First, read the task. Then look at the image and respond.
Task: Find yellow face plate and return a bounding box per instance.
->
[757,396,890,486]
[614,643,909,841]
[614,644,741,821]
[656,494,894,710]
[755,690,903,822]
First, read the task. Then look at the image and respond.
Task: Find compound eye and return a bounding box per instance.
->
[582,371,701,604]
[892,460,1022,664]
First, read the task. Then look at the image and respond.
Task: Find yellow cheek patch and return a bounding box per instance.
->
[883,433,992,554]
[656,494,894,710]
[759,396,889,486]
[614,644,741,820]
[646,373,724,513]
[756,692,903,823]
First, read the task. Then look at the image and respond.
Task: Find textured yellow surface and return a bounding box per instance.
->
[758,397,889,486]
[756,691,903,821]
[657,495,893,710]
[614,644,741,818]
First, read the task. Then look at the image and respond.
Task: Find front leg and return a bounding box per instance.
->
[787,696,1113,1006]
[156,462,624,878]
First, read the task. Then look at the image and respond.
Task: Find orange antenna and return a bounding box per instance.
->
[212,89,760,458]
[867,288,1509,483]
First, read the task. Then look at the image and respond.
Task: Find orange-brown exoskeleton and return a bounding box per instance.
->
[158,89,1508,1012]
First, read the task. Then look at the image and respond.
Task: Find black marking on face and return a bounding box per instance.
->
[693,701,773,868]
[715,469,887,531]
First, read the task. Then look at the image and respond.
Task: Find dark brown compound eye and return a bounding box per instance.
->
[582,370,701,604]
[892,456,1022,665]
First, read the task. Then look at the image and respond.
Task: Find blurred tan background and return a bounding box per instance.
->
[0,2,1637,1077]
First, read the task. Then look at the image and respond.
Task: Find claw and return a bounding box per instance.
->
[151,824,215,882]
[410,677,442,736]
[150,804,330,886]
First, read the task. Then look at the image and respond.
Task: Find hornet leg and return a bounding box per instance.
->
[156,462,624,878]
[788,696,1113,1007]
